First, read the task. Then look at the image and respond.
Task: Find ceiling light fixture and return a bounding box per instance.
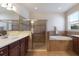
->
[1,3,8,8]
[34,7,38,10]
[7,3,12,8]
[12,6,16,11]
[0,3,16,11]
[7,7,12,10]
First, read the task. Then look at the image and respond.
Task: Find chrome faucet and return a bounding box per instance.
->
[0,31,7,36]
[54,26,59,35]
[0,31,8,38]
[54,26,56,35]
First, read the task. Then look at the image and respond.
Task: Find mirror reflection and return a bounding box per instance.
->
[0,3,31,31]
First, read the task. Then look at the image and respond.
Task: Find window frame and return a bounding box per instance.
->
[67,11,79,31]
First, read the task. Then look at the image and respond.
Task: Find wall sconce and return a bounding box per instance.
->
[31,20,34,24]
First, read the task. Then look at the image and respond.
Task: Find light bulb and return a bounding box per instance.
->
[31,20,34,24]
[8,3,12,7]
[34,7,38,10]
[7,7,12,10]
[12,6,16,11]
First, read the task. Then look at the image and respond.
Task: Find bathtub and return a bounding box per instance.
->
[49,36,72,40]
[48,36,72,51]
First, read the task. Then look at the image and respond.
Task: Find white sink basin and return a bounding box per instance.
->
[7,36,18,39]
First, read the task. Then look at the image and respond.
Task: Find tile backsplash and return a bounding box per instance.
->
[48,31,66,36]
[67,31,79,35]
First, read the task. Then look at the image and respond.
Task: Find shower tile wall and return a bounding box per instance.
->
[32,20,47,49]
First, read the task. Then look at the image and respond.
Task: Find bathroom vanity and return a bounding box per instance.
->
[0,31,30,56]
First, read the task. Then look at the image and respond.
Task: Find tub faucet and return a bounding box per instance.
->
[54,26,59,35]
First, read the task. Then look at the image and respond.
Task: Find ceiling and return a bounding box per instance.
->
[22,3,77,13]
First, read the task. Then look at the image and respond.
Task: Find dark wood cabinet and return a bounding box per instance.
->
[0,46,8,56]
[19,38,26,56]
[25,36,29,53]
[72,36,79,54]
[0,36,29,56]
[8,41,20,56]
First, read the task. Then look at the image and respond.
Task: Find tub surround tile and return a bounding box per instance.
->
[48,40,73,51]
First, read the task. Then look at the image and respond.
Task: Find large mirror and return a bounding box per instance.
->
[0,4,31,31]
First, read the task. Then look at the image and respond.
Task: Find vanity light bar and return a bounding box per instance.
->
[0,3,15,11]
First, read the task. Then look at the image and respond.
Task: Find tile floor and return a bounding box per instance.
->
[33,42,46,49]
[27,50,77,56]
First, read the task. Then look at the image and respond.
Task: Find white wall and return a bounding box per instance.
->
[47,13,65,31]
[30,12,65,31]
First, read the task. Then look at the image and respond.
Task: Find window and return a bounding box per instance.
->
[68,11,79,30]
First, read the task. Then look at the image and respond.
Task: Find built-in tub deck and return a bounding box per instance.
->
[48,36,72,51]
[49,36,72,40]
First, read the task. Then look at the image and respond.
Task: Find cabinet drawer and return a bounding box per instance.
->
[0,46,8,56]
[9,41,19,49]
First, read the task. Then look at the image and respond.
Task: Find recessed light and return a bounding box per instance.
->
[34,7,38,10]
[58,7,62,10]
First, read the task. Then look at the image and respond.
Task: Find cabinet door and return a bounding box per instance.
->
[20,38,25,56]
[9,41,20,56]
[0,46,8,56]
[73,37,78,48]
[73,36,78,53]
[25,36,29,53]
[77,38,79,53]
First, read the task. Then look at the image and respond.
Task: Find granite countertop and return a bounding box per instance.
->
[71,35,79,37]
[0,31,31,48]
